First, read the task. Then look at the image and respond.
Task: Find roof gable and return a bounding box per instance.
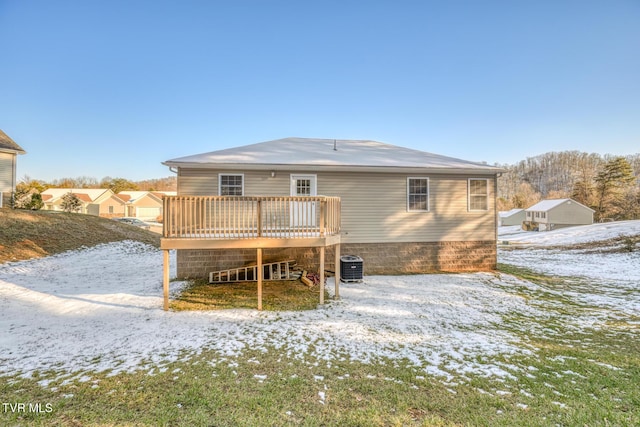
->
[164,137,502,173]
[118,191,163,204]
[0,129,26,154]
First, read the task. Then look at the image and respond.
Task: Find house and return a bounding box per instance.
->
[499,208,526,226]
[41,188,126,217]
[0,129,26,208]
[524,198,594,231]
[117,191,175,221]
[159,137,503,309]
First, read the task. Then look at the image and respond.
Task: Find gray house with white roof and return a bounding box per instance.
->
[499,208,526,226]
[161,137,503,286]
[524,198,594,231]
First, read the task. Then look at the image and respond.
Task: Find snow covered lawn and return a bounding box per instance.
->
[2,222,638,424]
[1,241,538,386]
[1,221,637,388]
[499,221,640,317]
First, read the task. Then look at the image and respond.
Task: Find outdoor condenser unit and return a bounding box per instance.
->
[340,255,364,283]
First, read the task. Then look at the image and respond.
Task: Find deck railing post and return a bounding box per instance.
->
[163,197,168,237]
[319,198,325,236]
[257,199,262,237]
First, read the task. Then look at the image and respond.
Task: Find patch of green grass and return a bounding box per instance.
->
[3,340,639,426]
[497,263,569,288]
[170,279,330,311]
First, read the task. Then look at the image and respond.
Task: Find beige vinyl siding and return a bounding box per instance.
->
[177,168,497,243]
[0,152,15,193]
[549,202,593,225]
[1,152,17,207]
[178,169,219,195]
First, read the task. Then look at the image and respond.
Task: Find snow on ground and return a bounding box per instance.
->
[2,220,638,388]
[0,241,538,385]
[499,221,640,317]
[498,220,640,246]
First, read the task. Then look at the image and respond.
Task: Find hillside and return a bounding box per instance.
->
[0,209,160,264]
[497,150,640,219]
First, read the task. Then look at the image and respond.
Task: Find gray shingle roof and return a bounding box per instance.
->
[0,130,26,153]
[164,137,501,173]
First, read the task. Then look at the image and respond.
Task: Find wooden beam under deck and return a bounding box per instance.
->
[163,250,170,311]
[257,248,263,310]
[160,234,340,250]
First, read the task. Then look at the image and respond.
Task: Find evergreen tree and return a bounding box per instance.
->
[61,192,82,213]
[595,157,636,220]
[29,193,44,210]
[571,179,596,210]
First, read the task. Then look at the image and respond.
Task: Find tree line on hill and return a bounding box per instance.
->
[497,151,640,221]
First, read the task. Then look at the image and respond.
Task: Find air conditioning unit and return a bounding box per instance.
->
[340,255,363,283]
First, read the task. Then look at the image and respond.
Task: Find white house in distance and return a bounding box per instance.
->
[499,208,525,226]
[524,198,594,231]
[41,188,126,217]
[0,129,26,208]
[117,191,176,221]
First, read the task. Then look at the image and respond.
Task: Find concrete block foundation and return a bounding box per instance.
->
[175,241,497,279]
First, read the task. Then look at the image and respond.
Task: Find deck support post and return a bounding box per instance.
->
[334,243,340,299]
[319,246,325,305]
[163,250,170,311]
[257,247,263,310]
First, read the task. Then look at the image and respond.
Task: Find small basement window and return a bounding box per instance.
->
[407,177,429,212]
[219,174,244,196]
[468,178,488,211]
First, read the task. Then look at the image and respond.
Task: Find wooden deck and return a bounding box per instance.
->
[160,196,342,310]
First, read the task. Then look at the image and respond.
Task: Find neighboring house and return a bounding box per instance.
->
[0,129,26,208]
[161,137,504,283]
[41,188,126,217]
[524,198,594,231]
[499,208,526,226]
[117,191,176,221]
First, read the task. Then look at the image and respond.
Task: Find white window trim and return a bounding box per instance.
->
[218,173,244,196]
[290,174,318,197]
[407,177,430,212]
[468,178,489,211]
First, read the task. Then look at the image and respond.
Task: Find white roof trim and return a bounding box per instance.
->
[526,198,595,213]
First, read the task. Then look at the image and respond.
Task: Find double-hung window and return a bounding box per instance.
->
[219,174,244,196]
[407,177,429,212]
[468,179,488,211]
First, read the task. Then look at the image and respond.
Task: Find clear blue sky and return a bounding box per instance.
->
[1,0,639,182]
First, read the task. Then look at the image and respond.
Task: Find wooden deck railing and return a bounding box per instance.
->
[163,196,341,239]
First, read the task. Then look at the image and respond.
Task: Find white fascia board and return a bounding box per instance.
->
[165,162,502,175]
